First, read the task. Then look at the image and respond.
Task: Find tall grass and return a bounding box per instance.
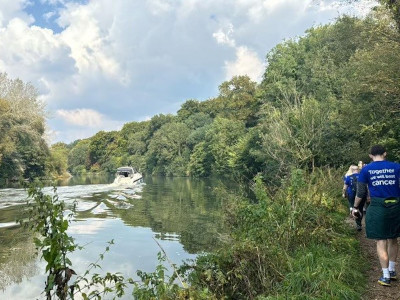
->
[179,168,367,299]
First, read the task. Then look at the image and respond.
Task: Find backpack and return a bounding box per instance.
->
[349,173,358,194]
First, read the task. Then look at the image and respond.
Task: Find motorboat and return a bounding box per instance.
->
[113,167,143,186]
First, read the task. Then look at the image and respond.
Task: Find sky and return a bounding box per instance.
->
[0,0,375,144]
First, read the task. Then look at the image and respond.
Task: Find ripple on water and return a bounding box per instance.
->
[74,201,100,212]
[0,183,143,210]
[91,202,109,214]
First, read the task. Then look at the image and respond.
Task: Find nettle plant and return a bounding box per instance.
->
[21,183,130,300]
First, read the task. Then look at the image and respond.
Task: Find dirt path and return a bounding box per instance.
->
[353,219,400,300]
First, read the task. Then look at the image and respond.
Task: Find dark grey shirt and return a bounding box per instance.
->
[356,182,368,199]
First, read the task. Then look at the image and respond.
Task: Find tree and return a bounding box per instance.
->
[67,140,90,174]
[87,131,118,170]
[0,73,49,182]
[206,117,246,175]
[340,0,400,31]
[188,142,213,177]
[340,8,400,160]
[259,16,367,107]
[146,122,191,176]
[217,76,258,127]
[177,99,201,121]
[260,97,337,172]
[47,142,69,177]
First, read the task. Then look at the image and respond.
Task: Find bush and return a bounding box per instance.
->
[177,168,366,299]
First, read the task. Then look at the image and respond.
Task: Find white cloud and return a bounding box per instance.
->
[57,2,122,78]
[0,0,32,27]
[224,46,265,82]
[146,0,174,15]
[213,23,235,47]
[52,108,125,143]
[0,18,63,66]
[56,108,104,127]
[43,11,56,22]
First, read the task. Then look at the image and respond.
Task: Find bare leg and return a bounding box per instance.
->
[377,240,389,268]
[388,238,398,262]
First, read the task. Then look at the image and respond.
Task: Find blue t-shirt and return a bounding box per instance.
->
[345,173,358,197]
[358,161,400,198]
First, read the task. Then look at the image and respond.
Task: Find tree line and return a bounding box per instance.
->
[62,7,399,181]
[1,5,399,185]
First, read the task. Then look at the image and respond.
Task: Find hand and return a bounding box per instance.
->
[342,193,346,198]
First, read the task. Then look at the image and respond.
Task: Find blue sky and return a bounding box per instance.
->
[0,0,375,144]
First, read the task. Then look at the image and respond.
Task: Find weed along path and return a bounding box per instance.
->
[358,226,400,300]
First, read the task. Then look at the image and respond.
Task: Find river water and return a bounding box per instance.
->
[0,175,225,299]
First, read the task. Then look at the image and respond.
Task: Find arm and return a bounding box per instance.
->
[342,183,348,198]
[352,181,368,216]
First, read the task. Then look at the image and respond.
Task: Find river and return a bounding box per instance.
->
[0,175,226,299]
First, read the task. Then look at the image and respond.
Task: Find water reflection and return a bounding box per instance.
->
[114,177,225,253]
[0,233,37,291]
[0,176,226,298]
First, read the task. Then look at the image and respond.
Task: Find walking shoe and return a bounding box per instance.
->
[390,271,397,280]
[356,224,362,231]
[378,276,391,286]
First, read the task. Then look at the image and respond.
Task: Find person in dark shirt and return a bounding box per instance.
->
[352,145,400,286]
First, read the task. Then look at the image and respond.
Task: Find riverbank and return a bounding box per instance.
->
[132,170,369,299]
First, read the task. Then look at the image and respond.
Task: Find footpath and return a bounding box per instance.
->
[356,222,400,300]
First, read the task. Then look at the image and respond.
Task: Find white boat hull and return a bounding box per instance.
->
[112,173,143,186]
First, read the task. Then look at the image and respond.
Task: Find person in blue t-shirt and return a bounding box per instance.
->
[352,145,400,287]
[343,165,365,231]
[342,165,355,211]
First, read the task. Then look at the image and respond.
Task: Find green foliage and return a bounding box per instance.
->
[22,184,78,299]
[146,122,191,176]
[217,76,259,127]
[268,244,364,300]
[188,142,213,177]
[133,252,215,300]
[147,114,176,139]
[0,73,49,184]
[21,183,131,299]
[47,143,69,178]
[343,0,400,31]
[260,97,347,172]
[206,117,246,175]
[259,16,367,105]
[67,140,90,174]
[179,169,365,299]
[341,8,400,159]
[177,99,201,122]
[88,131,118,167]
